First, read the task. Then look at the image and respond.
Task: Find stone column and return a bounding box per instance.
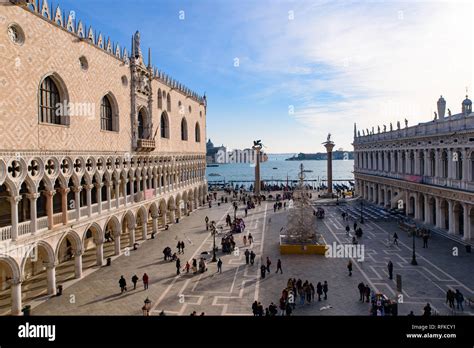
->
[73,186,82,221]
[85,184,92,217]
[95,183,103,215]
[96,241,104,266]
[141,217,147,240]
[9,196,21,241]
[434,150,441,178]
[60,188,70,225]
[424,195,430,224]
[447,149,453,179]
[115,180,121,209]
[74,250,83,279]
[129,227,136,247]
[462,149,468,183]
[152,214,158,235]
[122,179,128,205]
[45,190,55,230]
[11,278,22,316]
[105,182,112,211]
[463,204,470,241]
[423,150,429,176]
[414,151,420,175]
[129,177,135,204]
[27,193,40,235]
[324,141,335,195]
[448,200,455,234]
[114,232,121,256]
[46,263,57,295]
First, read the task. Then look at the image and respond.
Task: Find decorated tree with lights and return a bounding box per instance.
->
[285,164,320,244]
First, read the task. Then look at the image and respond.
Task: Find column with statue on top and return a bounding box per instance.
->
[322,133,335,198]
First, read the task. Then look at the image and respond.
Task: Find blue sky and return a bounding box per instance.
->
[58,0,473,153]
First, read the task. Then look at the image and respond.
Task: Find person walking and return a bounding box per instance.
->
[347,260,353,276]
[142,273,149,290]
[455,289,464,311]
[323,281,328,300]
[243,235,247,246]
[446,289,455,309]
[316,282,323,301]
[180,241,185,254]
[260,264,266,279]
[119,275,127,293]
[245,208,248,217]
[185,261,190,273]
[276,259,283,274]
[345,225,350,236]
[176,241,182,254]
[244,249,250,265]
[393,232,399,246]
[423,303,432,316]
[357,282,365,301]
[205,216,209,231]
[217,258,223,273]
[353,221,358,231]
[248,233,253,245]
[310,283,315,301]
[176,257,181,275]
[250,251,256,265]
[266,257,271,273]
[364,284,370,303]
[388,260,393,280]
[422,232,429,248]
[131,274,138,290]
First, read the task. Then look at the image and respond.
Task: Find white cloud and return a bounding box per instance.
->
[238,0,473,151]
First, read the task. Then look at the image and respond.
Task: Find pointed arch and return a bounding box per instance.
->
[181,117,188,141]
[160,111,170,139]
[195,122,201,143]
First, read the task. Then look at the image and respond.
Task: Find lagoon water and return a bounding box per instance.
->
[206,154,354,185]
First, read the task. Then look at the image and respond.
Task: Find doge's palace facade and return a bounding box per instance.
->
[0,0,207,314]
[353,95,474,245]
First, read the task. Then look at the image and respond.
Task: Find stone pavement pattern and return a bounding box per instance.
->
[31,193,474,316]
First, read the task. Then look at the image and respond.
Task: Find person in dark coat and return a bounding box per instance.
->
[423,303,432,316]
[365,284,371,303]
[393,232,399,246]
[260,264,266,279]
[347,260,353,276]
[244,249,250,265]
[131,274,138,290]
[323,281,328,300]
[176,258,181,275]
[388,260,393,280]
[142,273,149,290]
[358,282,365,301]
[250,251,256,265]
[119,276,127,293]
[276,259,283,274]
[316,282,323,301]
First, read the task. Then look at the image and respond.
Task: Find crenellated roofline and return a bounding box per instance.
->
[12,0,206,105]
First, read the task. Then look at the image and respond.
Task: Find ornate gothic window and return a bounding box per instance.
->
[39,76,64,125]
[160,112,169,139]
[158,89,162,109]
[181,118,188,141]
[138,109,146,139]
[100,95,113,131]
[166,94,171,112]
[195,122,201,142]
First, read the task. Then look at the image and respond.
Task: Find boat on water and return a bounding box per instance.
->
[303,170,313,173]
[207,164,219,167]
[273,167,278,170]
[208,173,221,177]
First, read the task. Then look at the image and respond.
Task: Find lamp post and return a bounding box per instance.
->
[143,297,151,316]
[411,230,418,265]
[211,222,217,262]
